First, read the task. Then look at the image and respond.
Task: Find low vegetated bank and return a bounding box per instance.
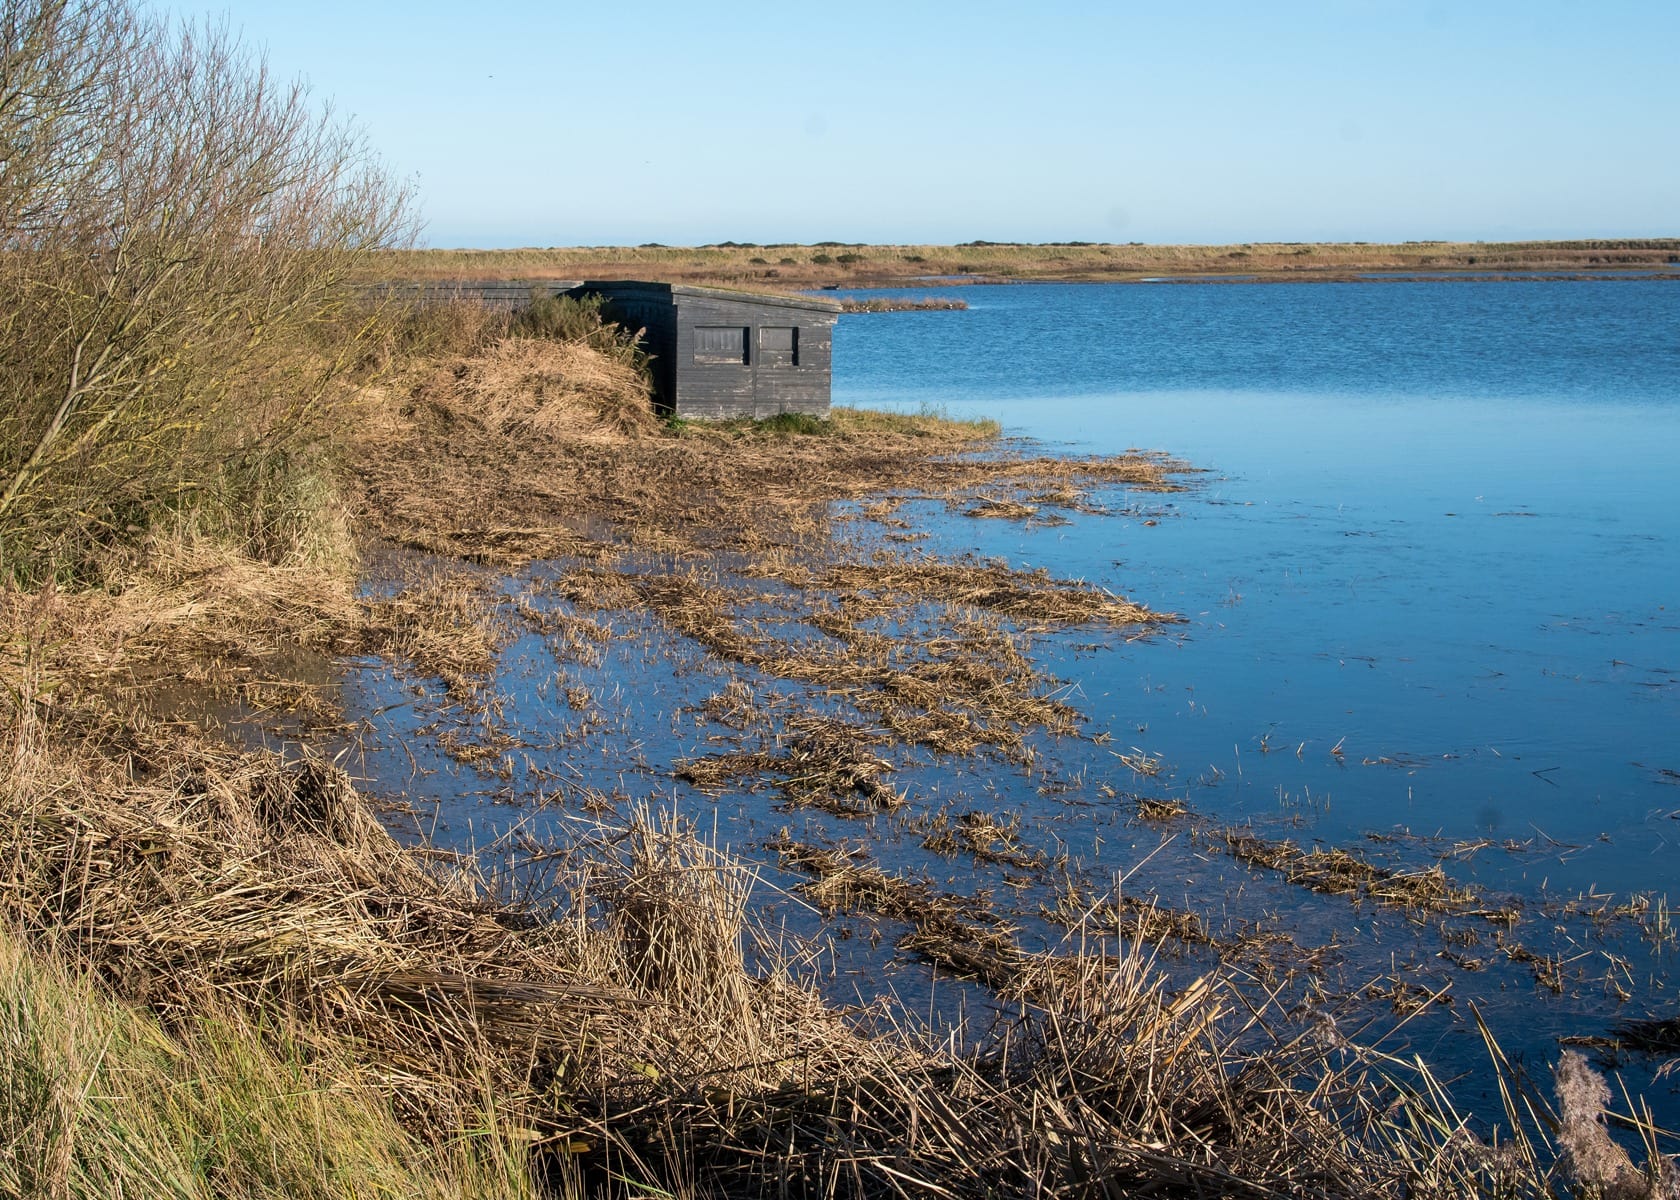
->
[838,296,970,312]
[366,238,1680,293]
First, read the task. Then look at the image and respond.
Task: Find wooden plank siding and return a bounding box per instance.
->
[574,281,840,419]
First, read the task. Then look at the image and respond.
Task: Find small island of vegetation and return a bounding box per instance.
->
[838,296,970,313]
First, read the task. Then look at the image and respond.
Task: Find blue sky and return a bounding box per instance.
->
[196,1,1678,248]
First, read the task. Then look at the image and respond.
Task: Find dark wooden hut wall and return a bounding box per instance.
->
[579,282,838,419]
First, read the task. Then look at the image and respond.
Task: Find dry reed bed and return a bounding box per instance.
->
[6,675,1595,1199]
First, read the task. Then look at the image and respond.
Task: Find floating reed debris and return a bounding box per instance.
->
[1137,795,1189,820]
[963,495,1044,521]
[1607,1014,1680,1060]
[1222,830,1519,920]
[676,714,903,816]
[803,553,1173,629]
[921,809,1049,872]
[766,836,1060,995]
[361,569,509,702]
[1042,882,1219,953]
[628,568,1085,758]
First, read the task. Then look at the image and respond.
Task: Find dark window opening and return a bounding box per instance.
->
[759,326,798,365]
[694,325,747,363]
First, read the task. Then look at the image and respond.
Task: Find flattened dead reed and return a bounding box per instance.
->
[784,552,1172,630]
[677,713,903,815]
[626,567,1088,758]
[1224,829,1520,920]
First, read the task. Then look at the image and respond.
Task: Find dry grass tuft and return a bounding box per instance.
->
[430,337,659,442]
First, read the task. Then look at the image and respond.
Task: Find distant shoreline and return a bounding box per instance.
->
[365,239,1680,294]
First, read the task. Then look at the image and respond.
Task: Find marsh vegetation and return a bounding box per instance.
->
[4,2,1679,1196]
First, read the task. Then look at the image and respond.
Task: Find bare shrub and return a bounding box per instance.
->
[0,0,414,582]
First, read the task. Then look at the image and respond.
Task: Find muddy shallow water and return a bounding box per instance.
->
[343,279,1680,1123]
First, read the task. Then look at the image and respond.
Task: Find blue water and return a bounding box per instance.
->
[835,282,1680,892]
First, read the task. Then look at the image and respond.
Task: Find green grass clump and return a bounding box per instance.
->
[754,411,830,436]
[667,406,998,444]
[510,290,611,342]
[0,929,535,1200]
[829,405,1002,440]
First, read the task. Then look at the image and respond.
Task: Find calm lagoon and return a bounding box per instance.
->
[835,280,1679,886]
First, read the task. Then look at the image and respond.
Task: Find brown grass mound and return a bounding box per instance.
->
[423,337,659,443]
